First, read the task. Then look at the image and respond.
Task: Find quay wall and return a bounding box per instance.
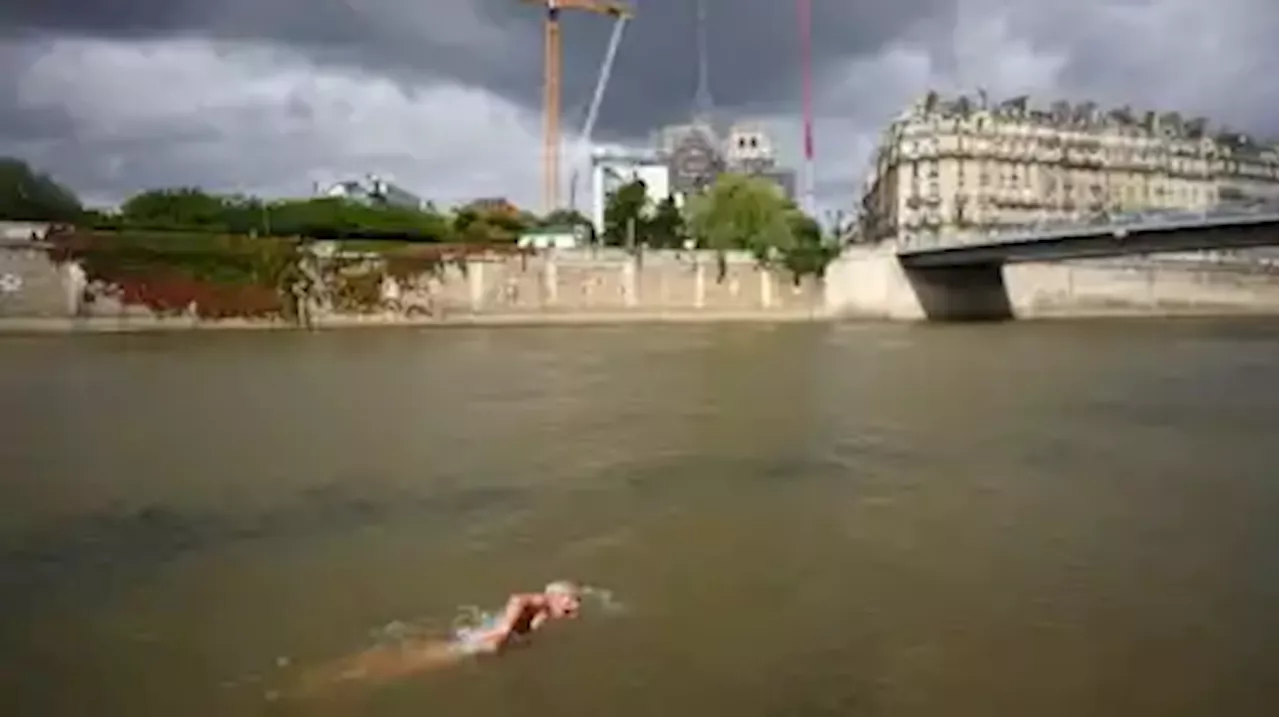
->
[826,246,1278,321]
[0,245,824,331]
[1,242,1273,331]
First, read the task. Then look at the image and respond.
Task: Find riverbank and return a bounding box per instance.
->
[3,304,1277,335]
[0,309,828,334]
[2,243,1275,330]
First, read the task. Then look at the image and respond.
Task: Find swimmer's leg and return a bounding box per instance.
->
[289,640,470,698]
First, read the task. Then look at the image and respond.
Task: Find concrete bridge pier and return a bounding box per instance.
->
[905,263,1013,320]
[824,246,1013,321]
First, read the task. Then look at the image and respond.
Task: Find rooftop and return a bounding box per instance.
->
[898,91,1277,151]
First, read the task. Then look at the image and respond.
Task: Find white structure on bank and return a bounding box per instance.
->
[518,226,591,250]
[589,149,674,235]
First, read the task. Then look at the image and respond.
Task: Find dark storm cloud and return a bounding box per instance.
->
[0,0,956,140]
[994,0,1279,135]
[1,0,1275,209]
[0,44,76,144]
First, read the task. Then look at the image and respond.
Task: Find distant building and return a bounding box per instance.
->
[657,121,724,195]
[724,123,777,174]
[722,123,796,202]
[659,120,796,201]
[589,149,674,235]
[1214,133,1280,206]
[316,174,427,211]
[859,91,1280,246]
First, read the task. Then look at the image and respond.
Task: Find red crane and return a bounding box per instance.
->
[799,0,815,216]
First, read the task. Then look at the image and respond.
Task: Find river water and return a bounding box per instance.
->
[0,320,1274,717]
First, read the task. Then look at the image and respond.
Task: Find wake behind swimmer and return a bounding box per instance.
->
[283,581,603,698]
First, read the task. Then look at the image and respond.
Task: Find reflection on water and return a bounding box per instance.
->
[0,320,1274,716]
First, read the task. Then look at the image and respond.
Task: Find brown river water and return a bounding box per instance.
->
[0,319,1274,716]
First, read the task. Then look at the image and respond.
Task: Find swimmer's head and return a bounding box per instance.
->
[543,580,582,618]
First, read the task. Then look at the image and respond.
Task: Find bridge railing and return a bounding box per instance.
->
[897,203,1279,253]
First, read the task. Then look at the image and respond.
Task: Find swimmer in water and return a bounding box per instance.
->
[288,581,583,697]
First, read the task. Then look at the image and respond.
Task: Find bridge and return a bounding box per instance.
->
[896,211,1278,268]
[827,209,1279,321]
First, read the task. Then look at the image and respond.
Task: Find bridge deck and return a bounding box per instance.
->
[897,214,1278,268]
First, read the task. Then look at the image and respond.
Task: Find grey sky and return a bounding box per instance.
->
[0,0,1275,213]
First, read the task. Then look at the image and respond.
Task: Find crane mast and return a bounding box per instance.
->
[523,0,632,215]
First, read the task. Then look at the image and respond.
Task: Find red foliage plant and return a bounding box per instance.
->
[99,271,284,319]
[47,229,295,320]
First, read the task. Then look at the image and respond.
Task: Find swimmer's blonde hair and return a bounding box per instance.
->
[544,580,579,597]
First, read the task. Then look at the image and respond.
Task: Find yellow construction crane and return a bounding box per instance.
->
[522,0,633,214]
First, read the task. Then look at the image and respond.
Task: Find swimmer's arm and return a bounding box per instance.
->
[469,595,534,652]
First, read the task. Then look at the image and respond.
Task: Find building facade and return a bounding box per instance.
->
[657,121,725,195]
[723,123,797,201]
[859,92,1279,247]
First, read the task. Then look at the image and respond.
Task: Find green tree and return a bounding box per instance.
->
[645,196,685,249]
[0,157,83,222]
[541,208,590,229]
[686,173,795,261]
[687,174,838,280]
[602,179,647,247]
[538,207,595,244]
[113,187,458,241]
[780,209,838,281]
[451,200,530,243]
[121,187,234,229]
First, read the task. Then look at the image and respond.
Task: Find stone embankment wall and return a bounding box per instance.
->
[364,250,820,318]
[826,246,1279,321]
[1004,260,1278,317]
[0,244,78,318]
[3,240,1273,330]
[0,244,824,330]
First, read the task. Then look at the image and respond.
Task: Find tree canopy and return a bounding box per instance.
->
[0,156,539,242]
[0,156,839,278]
[687,174,796,259]
[600,179,687,249]
[0,158,83,222]
[687,173,837,279]
[602,179,650,247]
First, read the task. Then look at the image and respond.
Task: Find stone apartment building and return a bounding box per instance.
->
[859,92,1279,247]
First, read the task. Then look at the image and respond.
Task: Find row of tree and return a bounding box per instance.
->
[602,173,838,277]
[0,157,840,276]
[0,157,570,242]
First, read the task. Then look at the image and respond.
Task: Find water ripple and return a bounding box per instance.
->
[0,482,529,608]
